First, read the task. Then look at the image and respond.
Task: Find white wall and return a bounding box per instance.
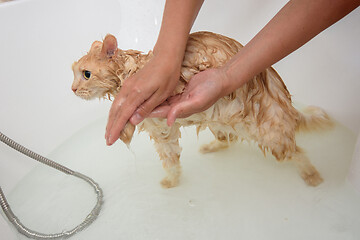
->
[0,0,359,239]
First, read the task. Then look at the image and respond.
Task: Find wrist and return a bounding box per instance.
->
[152,45,184,73]
[218,66,236,97]
[219,48,257,94]
[153,43,186,64]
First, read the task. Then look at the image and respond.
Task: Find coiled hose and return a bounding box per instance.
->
[0,131,103,239]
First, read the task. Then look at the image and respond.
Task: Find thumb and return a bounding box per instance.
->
[166,100,195,126]
[147,105,171,118]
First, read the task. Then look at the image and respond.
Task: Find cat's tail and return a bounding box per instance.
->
[296,106,333,132]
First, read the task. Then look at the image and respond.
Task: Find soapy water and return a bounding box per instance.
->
[5,116,360,240]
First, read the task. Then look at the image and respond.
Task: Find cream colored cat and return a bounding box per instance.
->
[72,31,332,188]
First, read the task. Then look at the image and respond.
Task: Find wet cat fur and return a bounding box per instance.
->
[72,31,332,188]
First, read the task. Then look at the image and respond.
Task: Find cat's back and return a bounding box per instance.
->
[181,31,243,81]
[188,31,243,53]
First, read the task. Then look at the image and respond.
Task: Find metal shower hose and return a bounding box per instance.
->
[0,131,103,239]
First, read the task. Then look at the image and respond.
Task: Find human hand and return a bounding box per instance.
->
[105,54,181,146]
[148,68,229,126]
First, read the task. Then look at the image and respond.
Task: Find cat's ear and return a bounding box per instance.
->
[90,41,102,51]
[101,34,118,57]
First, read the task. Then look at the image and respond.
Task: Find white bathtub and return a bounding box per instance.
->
[0,0,359,239]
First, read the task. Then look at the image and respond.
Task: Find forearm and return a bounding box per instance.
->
[154,0,204,63]
[221,0,359,94]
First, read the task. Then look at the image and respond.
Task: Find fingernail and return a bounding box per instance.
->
[105,126,109,139]
[106,135,112,146]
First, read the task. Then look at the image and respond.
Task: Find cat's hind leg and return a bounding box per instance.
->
[200,124,238,154]
[292,146,323,186]
[199,140,229,153]
[259,127,323,186]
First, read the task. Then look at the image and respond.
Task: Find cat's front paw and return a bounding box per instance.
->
[160,177,179,188]
[160,164,181,188]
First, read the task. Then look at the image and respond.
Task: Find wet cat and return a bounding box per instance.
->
[72,31,332,188]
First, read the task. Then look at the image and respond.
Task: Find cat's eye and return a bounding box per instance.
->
[83,70,91,80]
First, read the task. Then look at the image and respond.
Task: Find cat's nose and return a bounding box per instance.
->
[72,87,77,93]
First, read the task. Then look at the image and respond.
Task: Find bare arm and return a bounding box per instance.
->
[221,0,360,94]
[152,0,359,125]
[154,0,203,61]
[105,0,204,145]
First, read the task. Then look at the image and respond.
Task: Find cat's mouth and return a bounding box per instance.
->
[75,90,94,100]
[75,89,106,100]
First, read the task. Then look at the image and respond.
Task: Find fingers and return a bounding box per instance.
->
[106,82,172,144]
[105,97,123,141]
[105,87,145,145]
[145,105,171,118]
[166,98,195,126]
[106,101,137,146]
[132,94,182,122]
[129,99,169,125]
[129,89,165,125]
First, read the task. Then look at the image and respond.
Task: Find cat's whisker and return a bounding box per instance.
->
[75,89,93,100]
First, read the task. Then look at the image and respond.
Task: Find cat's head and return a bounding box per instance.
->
[71,34,123,100]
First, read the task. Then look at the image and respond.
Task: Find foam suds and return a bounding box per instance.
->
[7,116,360,240]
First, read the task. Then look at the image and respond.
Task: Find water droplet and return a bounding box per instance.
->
[188,199,196,207]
